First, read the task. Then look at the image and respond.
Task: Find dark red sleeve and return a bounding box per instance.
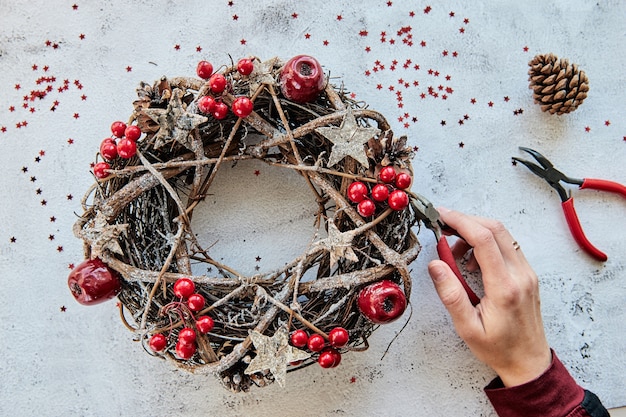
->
[484,350,608,417]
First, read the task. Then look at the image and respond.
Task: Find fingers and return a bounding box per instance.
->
[437,208,529,296]
[438,209,510,279]
[428,260,479,333]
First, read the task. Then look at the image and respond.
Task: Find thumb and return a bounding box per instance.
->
[428,260,476,326]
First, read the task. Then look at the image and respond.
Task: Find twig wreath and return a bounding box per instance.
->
[69,55,421,391]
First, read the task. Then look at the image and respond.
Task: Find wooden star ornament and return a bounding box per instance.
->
[316,107,380,167]
[143,88,207,150]
[248,57,280,94]
[314,220,358,268]
[79,213,128,257]
[244,325,310,387]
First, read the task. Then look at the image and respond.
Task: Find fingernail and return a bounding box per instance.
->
[438,206,451,213]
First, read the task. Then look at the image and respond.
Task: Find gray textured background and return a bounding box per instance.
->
[0,1,624,415]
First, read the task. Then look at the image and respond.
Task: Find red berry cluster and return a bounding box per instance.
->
[289,327,349,368]
[147,278,215,361]
[196,58,255,120]
[347,166,412,217]
[93,120,142,179]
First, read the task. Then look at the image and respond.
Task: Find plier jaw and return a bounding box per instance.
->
[512,147,582,202]
[412,193,446,240]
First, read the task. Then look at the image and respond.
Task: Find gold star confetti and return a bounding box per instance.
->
[244,325,310,388]
[79,213,128,257]
[314,220,358,268]
[143,89,207,150]
[316,107,380,167]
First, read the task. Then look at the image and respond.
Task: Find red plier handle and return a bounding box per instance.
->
[580,178,626,195]
[436,236,481,306]
[412,193,481,306]
[562,178,626,262]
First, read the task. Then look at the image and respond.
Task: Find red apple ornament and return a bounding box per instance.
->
[68,258,122,305]
[357,280,407,324]
[280,55,325,103]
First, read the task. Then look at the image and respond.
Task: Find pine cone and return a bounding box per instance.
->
[528,53,589,115]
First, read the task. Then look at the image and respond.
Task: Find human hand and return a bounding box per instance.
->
[427,208,552,387]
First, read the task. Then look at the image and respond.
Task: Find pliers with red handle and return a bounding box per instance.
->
[513,147,626,262]
[412,193,481,306]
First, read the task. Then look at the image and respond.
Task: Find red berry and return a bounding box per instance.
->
[388,189,409,211]
[395,172,412,189]
[175,341,196,359]
[196,60,214,80]
[307,334,326,352]
[357,199,376,217]
[67,258,121,305]
[117,138,136,159]
[212,101,229,120]
[100,138,118,161]
[93,162,111,179]
[379,166,396,183]
[209,73,227,94]
[318,348,342,368]
[149,334,167,352]
[196,316,215,334]
[231,96,254,118]
[187,293,206,312]
[347,181,369,203]
[328,327,349,348]
[280,55,325,103]
[124,125,141,141]
[198,96,216,114]
[110,121,127,138]
[290,329,309,348]
[371,184,389,202]
[237,58,254,76]
[357,280,407,324]
[178,327,197,345]
[173,278,195,299]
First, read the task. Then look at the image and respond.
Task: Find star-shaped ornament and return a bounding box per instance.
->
[316,107,380,167]
[79,213,128,257]
[244,325,310,388]
[247,57,279,94]
[314,220,359,268]
[143,89,207,150]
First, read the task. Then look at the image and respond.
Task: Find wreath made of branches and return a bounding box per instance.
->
[70,55,421,392]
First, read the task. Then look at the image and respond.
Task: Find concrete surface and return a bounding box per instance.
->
[0,0,624,416]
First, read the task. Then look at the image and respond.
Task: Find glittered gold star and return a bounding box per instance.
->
[79,213,128,257]
[244,326,310,388]
[315,220,358,268]
[315,107,380,167]
[143,89,207,150]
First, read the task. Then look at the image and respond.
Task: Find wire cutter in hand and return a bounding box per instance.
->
[513,147,626,262]
[413,194,481,306]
